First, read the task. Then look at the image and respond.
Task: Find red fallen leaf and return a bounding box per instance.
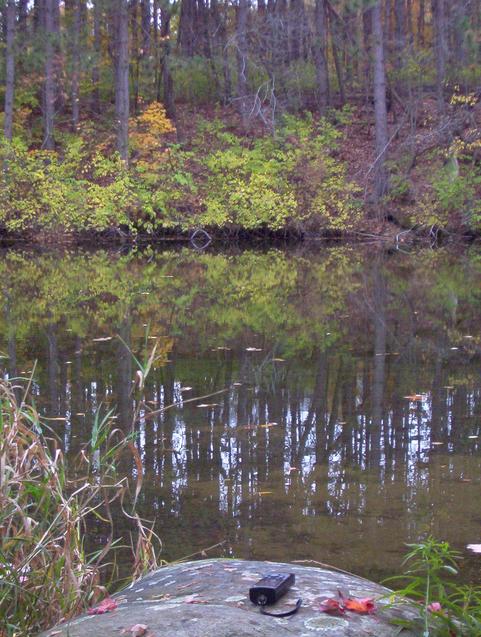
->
[343,597,376,614]
[319,598,346,614]
[87,597,118,615]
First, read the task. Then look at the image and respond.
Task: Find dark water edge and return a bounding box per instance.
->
[1,242,480,585]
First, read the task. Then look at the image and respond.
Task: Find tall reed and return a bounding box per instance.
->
[0,373,159,637]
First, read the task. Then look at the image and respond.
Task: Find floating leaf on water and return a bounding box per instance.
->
[443,386,454,389]
[65,361,72,364]
[468,435,479,439]
[467,544,481,553]
[180,387,193,392]
[464,335,474,339]
[92,336,113,342]
[432,441,444,446]
[260,422,279,428]
[404,394,425,401]
[288,466,300,472]
[216,346,232,351]
[44,417,68,421]
[233,382,243,386]
[450,347,459,351]
[258,491,273,496]
[75,412,85,416]
[272,358,286,362]
[140,292,150,295]
[246,347,262,352]
[196,403,219,408]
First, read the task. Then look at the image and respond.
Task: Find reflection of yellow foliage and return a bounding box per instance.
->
[130,102,175,159]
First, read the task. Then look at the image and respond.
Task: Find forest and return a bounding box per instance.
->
[0,0,480,239]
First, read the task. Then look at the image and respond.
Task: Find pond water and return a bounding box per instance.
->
[1,243,480,584]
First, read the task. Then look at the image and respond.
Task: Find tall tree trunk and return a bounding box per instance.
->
[141,0,151,55]
[130,0,140,114]
[212,0,231,103]
[313,0,329,112]
[288,0,303,62]
[371,2,389,200]
[432,0,447,114]
[160,7,175,119]
[3,0,15,141]
[418,0,425,46]
[92,0,102,113]
[18,0,28,37]
[178,0,195,56]
[71,0,81,130]
[236,0,249,126]
[115,0,130,161]
[394,0,405,93]
[329,7,345,106]
[452,0,467,75]
[43,0,56,149]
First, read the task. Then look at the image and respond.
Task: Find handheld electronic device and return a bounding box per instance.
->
[249,573,295,606]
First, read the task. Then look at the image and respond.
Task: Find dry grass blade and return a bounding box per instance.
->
[0,376,161,637]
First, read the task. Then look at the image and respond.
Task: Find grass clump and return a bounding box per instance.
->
[0,373,159,637]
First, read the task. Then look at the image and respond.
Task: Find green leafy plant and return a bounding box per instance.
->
[386,538,481,636]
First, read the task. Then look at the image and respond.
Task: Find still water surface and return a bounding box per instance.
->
[1,244,480,583]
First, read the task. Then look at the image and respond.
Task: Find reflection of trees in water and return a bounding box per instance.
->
[0,247,480,574]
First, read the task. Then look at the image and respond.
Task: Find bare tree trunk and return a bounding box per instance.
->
[3,0,15,141]
[432,0,447,114]
[92,0,102,113]
[289,0,303,62]
[43,0,56,149]
[329,7,345,106]
[141,0,151,55]
[212,0,231,103]
[452,0,467,76]
[178,0,195,56]
[71,0,81,130]
[236,0,249,126]
[115,0,130,161]
[418,0,425,46]
[160,7,175,119]
[371,2,389,200]
[130,0,140,114]
[18,0,28,37]
[313,0,329,112]
[394,0,405,92]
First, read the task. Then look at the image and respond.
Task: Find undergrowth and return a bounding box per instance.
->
[0,106,361,238]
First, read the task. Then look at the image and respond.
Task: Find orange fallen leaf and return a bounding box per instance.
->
[320,592,376,616]
[88,597,118,615]
[343,597,376,614]
[319,598,345,614]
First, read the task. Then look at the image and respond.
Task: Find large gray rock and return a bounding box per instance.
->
[41,559,418,636]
